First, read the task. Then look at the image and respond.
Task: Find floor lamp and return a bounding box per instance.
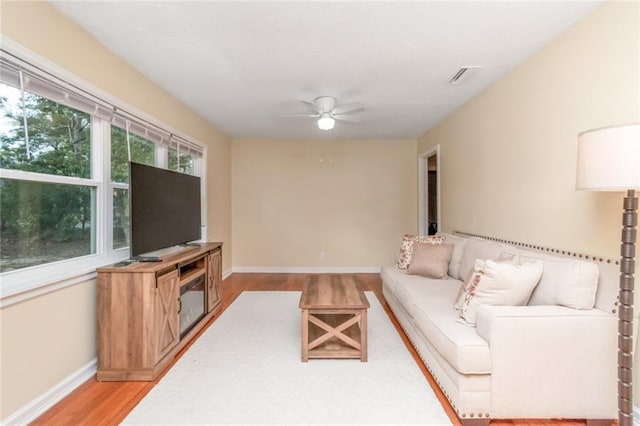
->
[576,123,640,425]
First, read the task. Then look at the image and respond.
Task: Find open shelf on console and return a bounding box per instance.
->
[178,255,206,285]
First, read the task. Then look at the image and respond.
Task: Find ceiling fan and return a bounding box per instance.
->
[283,96,364,130]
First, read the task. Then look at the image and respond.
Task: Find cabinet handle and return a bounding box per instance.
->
[178,298,182,313]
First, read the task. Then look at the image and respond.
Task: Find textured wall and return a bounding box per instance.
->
[232,138,417,269]
[0,1,231,419]
[417,0,640,408]
[418,1,639,259]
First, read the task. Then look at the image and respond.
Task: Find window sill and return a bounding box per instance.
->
[0,251,128,308]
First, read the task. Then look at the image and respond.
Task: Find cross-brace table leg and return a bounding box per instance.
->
[300,309,367,362]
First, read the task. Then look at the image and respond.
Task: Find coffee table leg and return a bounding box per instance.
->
[301,308,309,362]
[360,309,368,362]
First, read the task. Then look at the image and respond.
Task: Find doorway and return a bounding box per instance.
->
[418,146,440,236]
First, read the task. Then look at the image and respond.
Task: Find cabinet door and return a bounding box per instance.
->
[207,250,222,312]
[155,269,180,362]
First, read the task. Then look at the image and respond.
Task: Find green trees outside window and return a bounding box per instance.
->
[0,84,91,178]
[169,148,194,175]
[0,180,94,271]
[110,125,155,183]
[110,126,155,250]
[0,59,203,284]
[1,83,94,272]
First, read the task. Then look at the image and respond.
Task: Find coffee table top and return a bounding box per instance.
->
[299,275,370,310]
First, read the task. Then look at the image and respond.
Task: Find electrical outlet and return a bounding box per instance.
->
[319,252,325,260]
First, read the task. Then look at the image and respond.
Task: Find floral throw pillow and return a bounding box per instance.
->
[454,254,517,310]
[458,258,543,326]
[396,234,445,269]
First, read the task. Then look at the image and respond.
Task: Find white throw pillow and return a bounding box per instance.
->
[454,267,475,310]
[458,238,505,281]
[438,233,468,279]
[523,256,599,309]
[458,258,543,326]
[453,255,517,310]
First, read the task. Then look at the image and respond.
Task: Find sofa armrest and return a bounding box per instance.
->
[475,305,616,419]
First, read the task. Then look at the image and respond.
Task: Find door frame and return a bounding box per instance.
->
[418,145,441,236]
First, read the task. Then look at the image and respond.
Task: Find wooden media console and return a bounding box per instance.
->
[96,242,222,381]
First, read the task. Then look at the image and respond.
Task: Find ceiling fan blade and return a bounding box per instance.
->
[332,102,364,115]
[300,100,321,113]
[333,115,362,124]
[281,113,320,118]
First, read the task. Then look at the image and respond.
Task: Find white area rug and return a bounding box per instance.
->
[123,291,450,425]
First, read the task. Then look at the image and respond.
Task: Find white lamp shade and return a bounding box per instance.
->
[317,113,335,130]
[576,123,640,191]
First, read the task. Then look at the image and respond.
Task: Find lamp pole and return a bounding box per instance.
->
[619,189,637,425]
[576,123,640,425]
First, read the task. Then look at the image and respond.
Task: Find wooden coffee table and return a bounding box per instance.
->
[299,275,370,362]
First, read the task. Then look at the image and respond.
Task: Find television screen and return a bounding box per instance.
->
[129,162,202,258]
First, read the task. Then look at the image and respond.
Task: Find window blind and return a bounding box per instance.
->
[0,52,203,158]
[0,57,113,120]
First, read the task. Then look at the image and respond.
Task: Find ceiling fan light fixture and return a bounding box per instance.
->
[317,113,335,130]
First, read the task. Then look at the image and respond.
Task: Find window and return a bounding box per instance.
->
[0,82,95,272]
[0,180,95,271]
[0,51,204,298]
[110,125,156,250]
[169,148,194,175]
[111,125,155,183]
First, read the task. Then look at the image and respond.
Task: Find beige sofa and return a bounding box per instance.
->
[381,233,618,424]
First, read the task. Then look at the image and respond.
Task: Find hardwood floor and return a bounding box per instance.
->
[33,273,596,426]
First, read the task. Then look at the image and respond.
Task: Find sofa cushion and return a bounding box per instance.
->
[501,249,600,310]
[381,265,443,298]
[381,266,458,315]
[380,265,402,293]
[438,232,469,279]
[394,275,461,317]
[459,258,543,326]
[458,237,505,280]
[396,234,445,269]
[407,242,454,279]
[594,260,621,313]
[412,298,492,374]
[524,255,598,310]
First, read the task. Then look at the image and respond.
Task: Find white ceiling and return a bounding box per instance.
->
[52,1,602,140]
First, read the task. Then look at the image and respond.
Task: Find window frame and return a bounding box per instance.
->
[0,40,207,306]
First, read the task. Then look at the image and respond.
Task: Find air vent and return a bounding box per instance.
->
[447,66,482,85]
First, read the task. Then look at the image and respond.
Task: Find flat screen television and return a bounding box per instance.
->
[129,162,202,258]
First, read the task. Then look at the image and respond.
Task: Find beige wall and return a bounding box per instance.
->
[0,1,231,419]
[417,0,640,407]
[232,138,417,268]
[2,0,638,420]
[0,282,97,417]
[418,1,639,259]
